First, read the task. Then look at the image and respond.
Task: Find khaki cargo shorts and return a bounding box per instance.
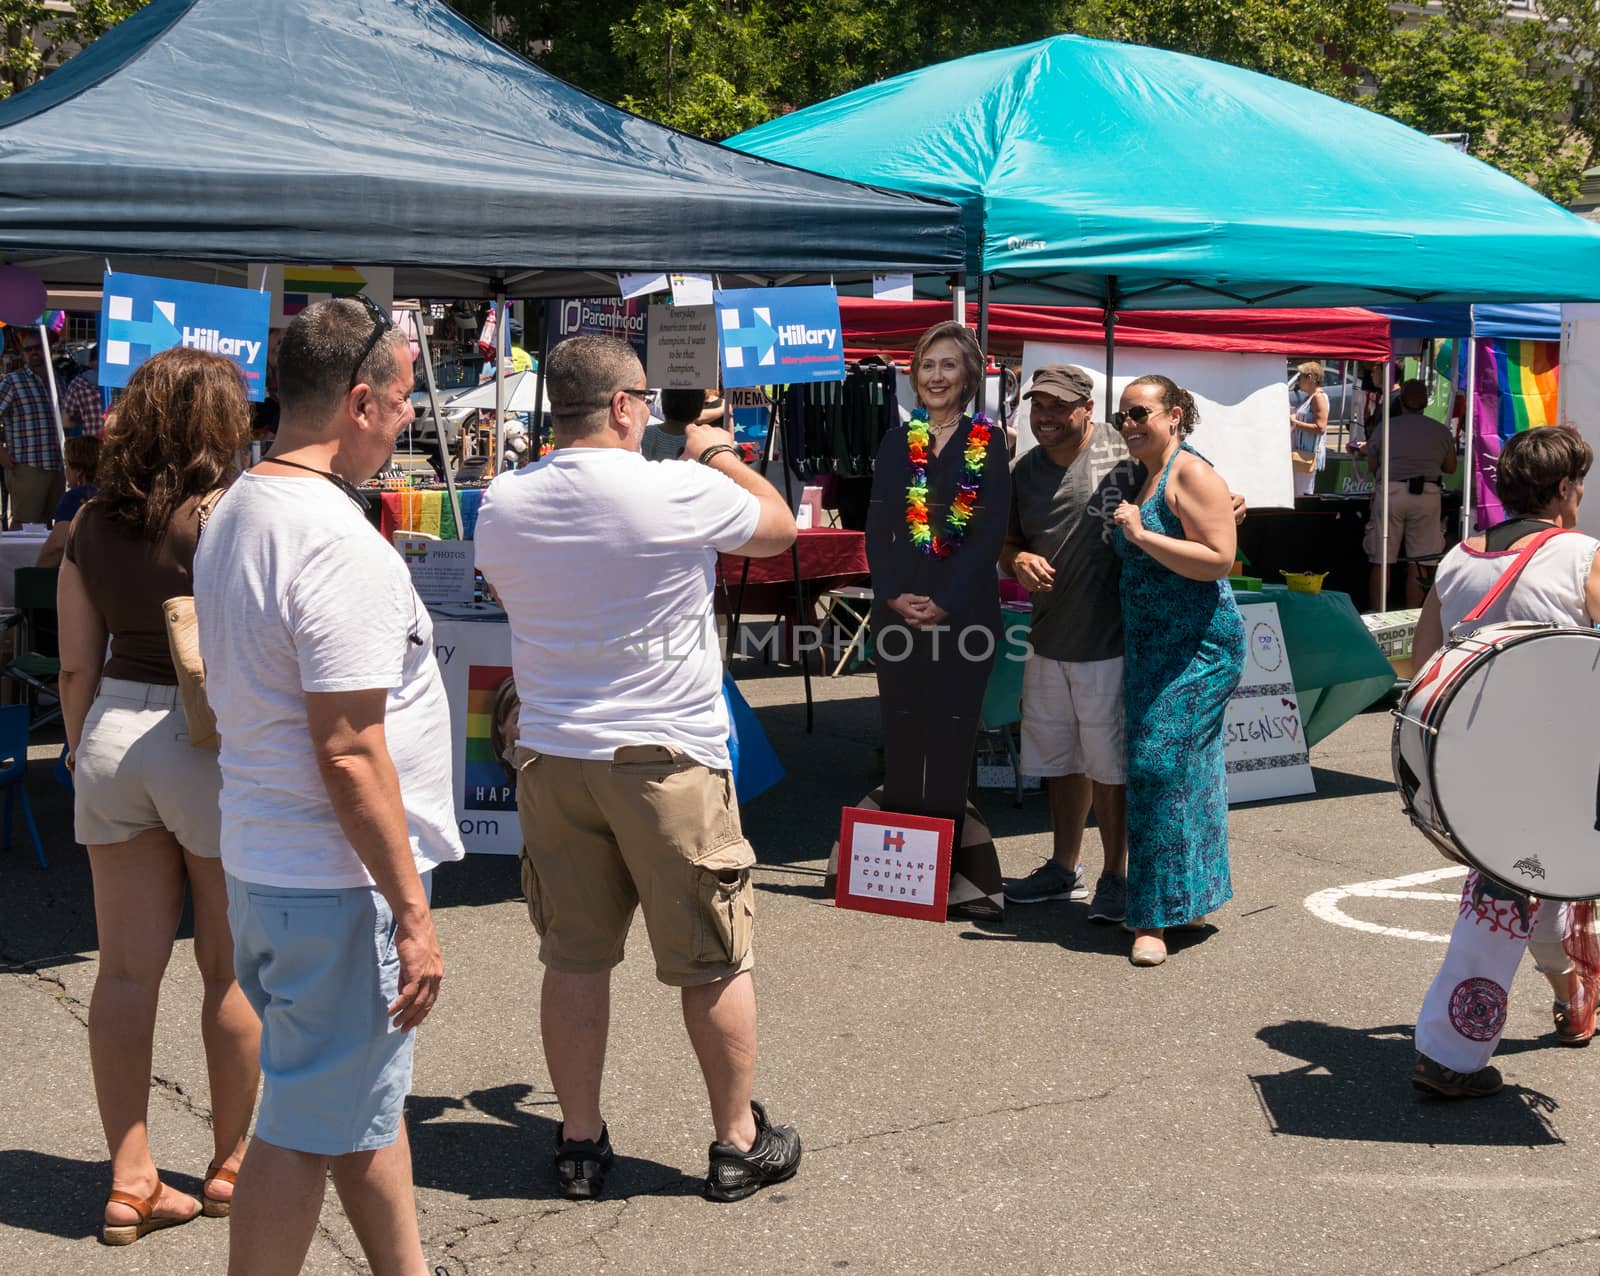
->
[515,744,756,987]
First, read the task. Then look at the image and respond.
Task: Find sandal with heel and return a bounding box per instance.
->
[202,1160,238,1218]
[100,1181,200,1246]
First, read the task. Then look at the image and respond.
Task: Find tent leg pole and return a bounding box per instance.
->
[1379,363,1392,612]
[532,304,552,460]
[1103,277,1119,404]
[975,274,990,416]
[493,292,507,474]
[416,312,463,536]
[951,273,965,323]
[1462,333,1477,539]
[36,323,67,472]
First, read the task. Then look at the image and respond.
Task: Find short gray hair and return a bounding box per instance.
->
[547,336,641,438]
[278,297,404,423]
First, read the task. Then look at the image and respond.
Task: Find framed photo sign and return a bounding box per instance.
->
[833,807,954,923]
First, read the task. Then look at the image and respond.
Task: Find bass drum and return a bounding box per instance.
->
[1393,621,1600,901]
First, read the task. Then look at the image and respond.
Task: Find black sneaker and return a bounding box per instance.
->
[1410,1053,1503,1099]
[704,1100,801,1203]
[555,1122,614,1200]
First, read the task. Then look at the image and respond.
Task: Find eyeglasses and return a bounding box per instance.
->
[619,387,659,409]
[348,294,395,391]
[1110,404,1165,430]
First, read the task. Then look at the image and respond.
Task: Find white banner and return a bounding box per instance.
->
[432,612,520,855]
[1225,602,1315,804]
[1016,341,1296,510]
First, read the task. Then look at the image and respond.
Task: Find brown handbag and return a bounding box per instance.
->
[162,489,225,750]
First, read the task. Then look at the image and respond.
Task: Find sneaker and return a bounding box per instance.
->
[1087,874,1127,924]
[1003,861,1086,905]
[554,1123,614,1200]
[1410,1053,1503,1099]
[704,1100,801,1203]
[1555,978,1596,1046]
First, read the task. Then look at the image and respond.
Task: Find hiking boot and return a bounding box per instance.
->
[1087,873,1127,924]
[1003,860,1085,904]
[1555,978,1596,1046]
[555,1123,614,1200]
[1410,1053,1503,1099]
[704,1100,801,1203]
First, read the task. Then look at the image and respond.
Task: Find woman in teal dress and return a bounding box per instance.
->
[1110,375,1246,968]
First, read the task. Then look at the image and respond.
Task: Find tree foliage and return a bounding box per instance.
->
[0,0,148,96]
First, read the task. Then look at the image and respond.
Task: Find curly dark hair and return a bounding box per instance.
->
[1125,373,1201,437]
[96,347,250,541]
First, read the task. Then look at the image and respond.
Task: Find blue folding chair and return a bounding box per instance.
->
[0,703,47,868]
[977,608,1033,808]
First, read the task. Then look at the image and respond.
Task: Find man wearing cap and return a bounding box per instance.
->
[1000,364,1139,921]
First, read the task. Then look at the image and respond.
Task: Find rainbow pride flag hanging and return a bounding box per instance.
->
[1470,339,1561,528]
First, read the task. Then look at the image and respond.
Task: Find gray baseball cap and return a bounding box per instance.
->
[1023,364,1094,403]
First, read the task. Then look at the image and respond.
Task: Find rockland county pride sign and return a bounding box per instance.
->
[98,271,271,401]
[714,284,845,388]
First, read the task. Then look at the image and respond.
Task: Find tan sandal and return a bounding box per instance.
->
[202,1160,238,1218]
[100,1181,200,1246]
[1130,934,1168,967]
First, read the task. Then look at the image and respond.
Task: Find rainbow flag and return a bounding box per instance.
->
[464,664,517,811]
[280,265,369,315]
[378,488,482,540]
[1471,338,1561,527]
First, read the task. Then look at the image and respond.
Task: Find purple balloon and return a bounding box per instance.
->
[0,266,46,327]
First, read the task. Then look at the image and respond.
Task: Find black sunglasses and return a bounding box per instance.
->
[348,294,395,391]
[1110,404,1165,430]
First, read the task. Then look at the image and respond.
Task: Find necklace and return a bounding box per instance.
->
[905,408,992,558]
[259,455,368,512]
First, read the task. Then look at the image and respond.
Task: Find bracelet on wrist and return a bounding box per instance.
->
[697,443,740,467]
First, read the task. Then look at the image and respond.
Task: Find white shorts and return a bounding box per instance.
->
[74,678,222,854]
[1019,654,1127,785]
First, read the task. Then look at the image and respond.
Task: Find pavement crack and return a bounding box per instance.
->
[4,959,89,1028]
[1469,1232,1600,1274]
[809,1086,1121,1152]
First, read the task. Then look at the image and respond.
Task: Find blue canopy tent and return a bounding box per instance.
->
[1374,305,1565,535]
[730,35,1600,604]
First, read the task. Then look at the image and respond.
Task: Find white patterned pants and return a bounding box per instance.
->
[1415,872,1569,1074]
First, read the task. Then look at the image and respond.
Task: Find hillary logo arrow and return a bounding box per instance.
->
[719,306,776,368]
[103,297,182,365]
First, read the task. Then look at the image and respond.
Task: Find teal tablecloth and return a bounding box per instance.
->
[1232,586,1396,747]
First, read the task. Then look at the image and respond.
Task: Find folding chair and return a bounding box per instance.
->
[4,567,61,729]
[816,585,874,676]
[975,610,1034,807]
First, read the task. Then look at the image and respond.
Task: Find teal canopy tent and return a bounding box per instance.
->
[728,35,1600,313]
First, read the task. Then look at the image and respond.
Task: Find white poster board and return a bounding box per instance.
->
[1561,304,1600,542]
[396,537,475,605]
[1016,341,1295,510]
[1225,602,1316,804]
[646,303,719,388]
[431,611,521,855]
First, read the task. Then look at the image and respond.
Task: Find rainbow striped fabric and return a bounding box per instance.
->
[377,488,483,540]
[1471,338,1562,527]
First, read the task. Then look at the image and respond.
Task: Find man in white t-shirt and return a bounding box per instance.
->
[476,335,801,1204]
[196,297,465,1275]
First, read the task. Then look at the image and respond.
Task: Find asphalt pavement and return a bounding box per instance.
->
[3,663,1598,1275]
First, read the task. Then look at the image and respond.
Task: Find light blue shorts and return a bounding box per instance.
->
[226,872,433,1156]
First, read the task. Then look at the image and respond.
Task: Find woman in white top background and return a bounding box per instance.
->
[1289,361,1329,498]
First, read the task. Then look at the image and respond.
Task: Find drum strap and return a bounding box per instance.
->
[1458,526,1573,625]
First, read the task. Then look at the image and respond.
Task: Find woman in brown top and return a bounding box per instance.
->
[57,348,260,1245]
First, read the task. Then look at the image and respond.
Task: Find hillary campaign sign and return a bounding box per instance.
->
[834,807,954,923]
[715,285,845,388]
[99,273,271,402]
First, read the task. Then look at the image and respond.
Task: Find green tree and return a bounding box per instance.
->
[1369,0,1587,203]
[0,0,149,97]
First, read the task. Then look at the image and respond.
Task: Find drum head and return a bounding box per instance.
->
[1431,629,1600,900]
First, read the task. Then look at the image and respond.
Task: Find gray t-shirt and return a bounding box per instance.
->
[641,424,687,462]
[1367,411,1454,483]
[1007,423,1143,663]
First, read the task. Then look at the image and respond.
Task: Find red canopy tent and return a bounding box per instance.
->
[841,298,1390,360]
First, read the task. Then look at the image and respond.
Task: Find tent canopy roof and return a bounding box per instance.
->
[729,35,1600,310]
[0,0,964,297]
[841,298,1390,360]
[1375,304,1561,342]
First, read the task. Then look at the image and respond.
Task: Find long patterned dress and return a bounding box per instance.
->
[1113,443,1246,930]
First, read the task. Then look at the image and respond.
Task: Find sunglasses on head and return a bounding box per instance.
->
[1110,404,1164,431]
[348,294,395,391]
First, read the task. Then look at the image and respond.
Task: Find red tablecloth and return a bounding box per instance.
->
[715,529,867,615]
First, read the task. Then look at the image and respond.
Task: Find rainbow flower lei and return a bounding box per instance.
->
[905,408,992,558]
